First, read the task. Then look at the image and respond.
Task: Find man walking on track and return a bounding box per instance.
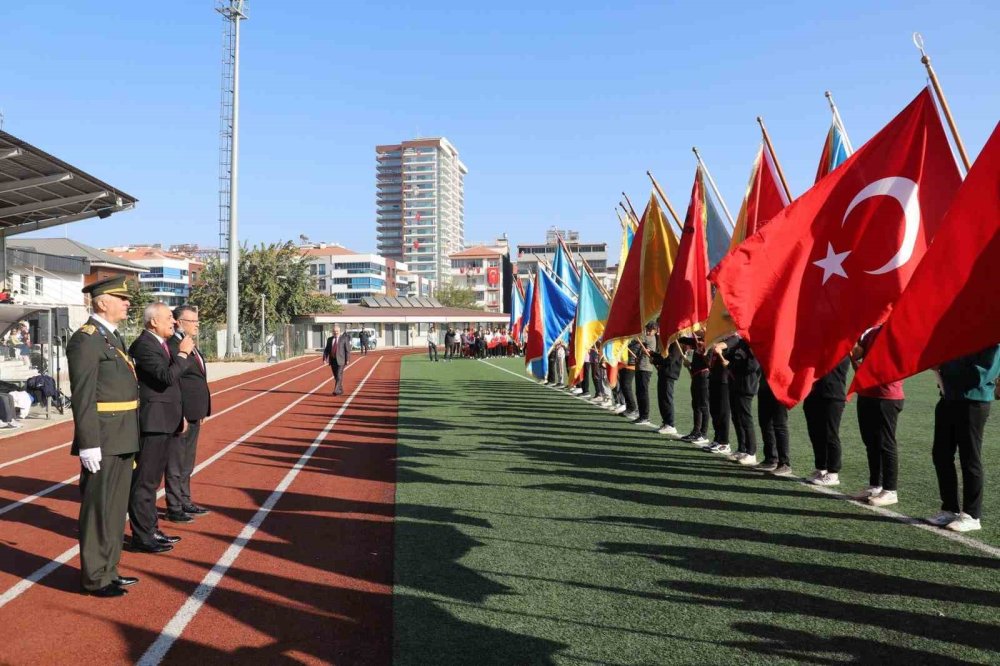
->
[67,276,141,598]
[167,305,212,519]
[323,324,352,395]
[128,302,194,553]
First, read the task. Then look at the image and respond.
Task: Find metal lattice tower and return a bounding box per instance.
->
[216,0,247,356]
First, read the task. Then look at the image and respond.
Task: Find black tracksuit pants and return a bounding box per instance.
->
[709,375,730,444]
[758,380,790,465]
[932,399,990,519]
[619,369,637,414]
[635,370,652,420]
[657,368,677,427]
[690,374,709,438]
[729,386,757,456]
[804,396,846,473]
[857,396,903,491]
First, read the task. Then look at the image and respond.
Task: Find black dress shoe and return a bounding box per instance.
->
[85,583,127,597]
[114,576,139,587]
[129,540,173,554]
[182,504,210,515]
[164,510,194,523]
[154,530,181,544]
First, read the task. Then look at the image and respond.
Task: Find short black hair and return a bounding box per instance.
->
[173,304,198,321]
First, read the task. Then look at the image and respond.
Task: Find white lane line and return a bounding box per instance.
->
[0,363,329,517]
[0,357,315,471]
[477,359,1000,559]
[0,354,380,609]
[138,357,384,665]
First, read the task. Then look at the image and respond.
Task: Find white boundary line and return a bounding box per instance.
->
[0,357,315,472]
[0,354,382,609]
[137,357,384,665]
[0,363,329,518]
[477,359,1000,559]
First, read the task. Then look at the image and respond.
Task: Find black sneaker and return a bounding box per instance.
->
[164,510,194,523]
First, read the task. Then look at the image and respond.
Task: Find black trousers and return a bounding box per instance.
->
[330,362,345,394]
[428,343,438,361]
[129,432,177,546]
[657,369,677,427]
[730,387,757,455]
[690,374,710,437]
[758,380,790,465]
[933,399,990,519]
[857,396,903,491]
[79,452,134,591]
[166,420,200,513]
[619,369,637,413]
[709,376,730,444]
[804,396,846,473]
[580,362,590,394]
[635,370,652,420]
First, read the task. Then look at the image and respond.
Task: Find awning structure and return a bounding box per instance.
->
[0,304,49,338]
[0,130,137,238]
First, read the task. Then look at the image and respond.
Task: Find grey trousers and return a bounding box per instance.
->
[166,420,200,512]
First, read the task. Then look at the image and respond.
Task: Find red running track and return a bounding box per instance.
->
[0,350,402,664]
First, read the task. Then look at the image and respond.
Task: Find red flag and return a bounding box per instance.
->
[710,89,962,406]
[524,271,544,365]
[659,167,711,342]
[853,121,1000,390]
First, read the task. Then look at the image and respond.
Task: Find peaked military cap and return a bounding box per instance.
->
[83,275,130,298]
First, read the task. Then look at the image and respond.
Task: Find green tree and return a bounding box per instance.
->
[122,278,155,336]
[189,241,341,349]
[435,282,479,309]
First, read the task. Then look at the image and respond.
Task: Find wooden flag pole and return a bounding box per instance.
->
[581,256,613,303]
[645,170,684,234]
[621,192,641,223]
[615,208,628,231]
[913,32,971,171]
[618,202,634,225]
[824,90,854,153]
[756,116,794,202]
[533,253,576,294]
[692,147,736,233]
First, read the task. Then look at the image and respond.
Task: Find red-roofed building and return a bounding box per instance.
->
[103,245,205,307]
[448,243,511,313]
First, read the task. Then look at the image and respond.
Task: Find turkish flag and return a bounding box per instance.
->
[710,88,962,406]
[854,120,1000,391]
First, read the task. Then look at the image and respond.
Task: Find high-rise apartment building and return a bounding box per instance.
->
[376,137,467,287]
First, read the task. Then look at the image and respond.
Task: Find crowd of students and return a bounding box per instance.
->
[426,325,520,361]
[541,323,1000,534]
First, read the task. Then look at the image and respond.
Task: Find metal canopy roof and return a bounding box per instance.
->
[0,130,137,238]
[360,295,444,308]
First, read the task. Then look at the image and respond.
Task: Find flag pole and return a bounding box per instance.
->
[692,147,736,233]
[756,116,794,202]
[645,170,684,233]
[533,253,576,294]
[824,90,854,153]
[913,32,971,171]
[621,192,641,223]
[618,202,636,226]
[615,208,628,230]
[581,256,613,303]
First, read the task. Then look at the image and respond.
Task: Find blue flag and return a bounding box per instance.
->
[525,267,578,379]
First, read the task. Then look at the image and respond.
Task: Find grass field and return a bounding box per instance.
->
[393,354,1000,665]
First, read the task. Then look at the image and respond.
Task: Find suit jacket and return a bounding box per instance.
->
[323,334,351,367]
[168,332,212,421]
[129,329,190,434]
[66,317,140,456]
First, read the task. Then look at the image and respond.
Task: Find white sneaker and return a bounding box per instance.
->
[868,490,898,507]
[852,485,882,501]
[944,512,982,532]
[738,455,758,466]
[713,444,732,455]
[927,511,958,527]
[633,419,653,427]
[812,472,840,487]
[806,469,827,483]
[622,411,639,420]
[571,388,583,395]
[657,424,679,437]
[728,452,745,461]
[614,405,628,414]
[693,436,711,446]
[589,396,604,403]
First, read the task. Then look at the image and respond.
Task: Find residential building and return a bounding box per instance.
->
[6,238,146,292]
[375,137,467,287]
[448,245,512,313]
[301,243,413,305]
[515,227,608,284]
[104,246,205,307]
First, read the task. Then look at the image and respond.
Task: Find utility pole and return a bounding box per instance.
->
[217,0,248,356]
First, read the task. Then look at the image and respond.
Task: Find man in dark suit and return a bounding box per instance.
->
[67,276,141,597]
[323,324,351,395]
[127,302,194,553]
[166,305,211,519]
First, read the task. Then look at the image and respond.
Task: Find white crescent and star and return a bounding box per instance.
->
[813,176,921,285]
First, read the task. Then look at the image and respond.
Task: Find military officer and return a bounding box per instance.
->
[67,276,141,597]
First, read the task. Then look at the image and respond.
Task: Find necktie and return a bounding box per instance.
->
[161,341,171,358]
[194,347,205,373]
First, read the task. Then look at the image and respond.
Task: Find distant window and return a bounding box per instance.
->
[35,276,43,295]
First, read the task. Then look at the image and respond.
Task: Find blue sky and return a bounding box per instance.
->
[3,1,997,256]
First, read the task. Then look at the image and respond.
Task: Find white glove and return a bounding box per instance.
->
[79,448,102,473]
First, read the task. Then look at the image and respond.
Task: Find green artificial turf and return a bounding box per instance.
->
[393,355,1000,665]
